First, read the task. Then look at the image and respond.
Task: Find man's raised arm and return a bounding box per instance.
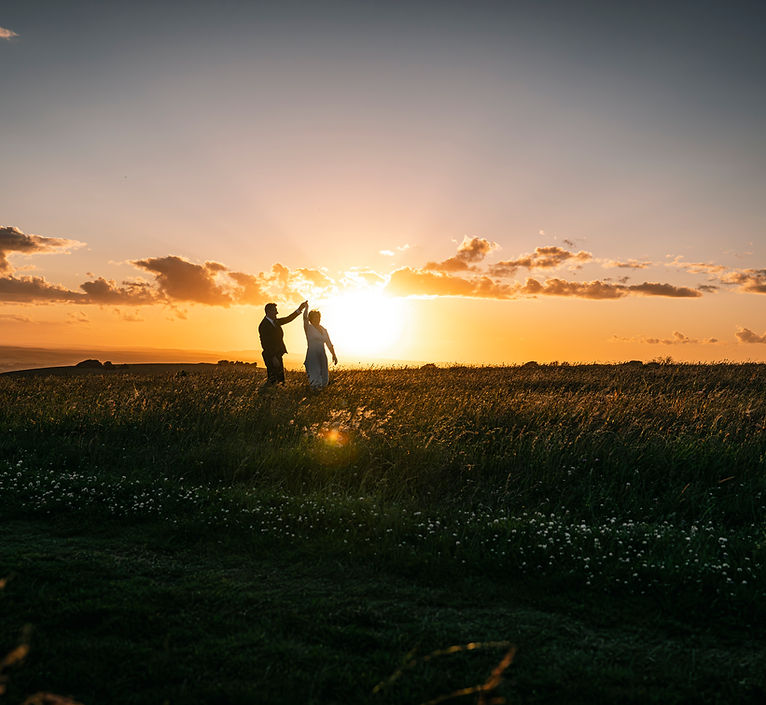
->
[276,301,307,325]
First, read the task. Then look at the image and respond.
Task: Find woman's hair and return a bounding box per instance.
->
[308,310,321,325]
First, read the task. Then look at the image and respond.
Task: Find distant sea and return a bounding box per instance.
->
[0,346,260,374]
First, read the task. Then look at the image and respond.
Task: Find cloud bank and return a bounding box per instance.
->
[0,227,761,314]
[386,269,702,300]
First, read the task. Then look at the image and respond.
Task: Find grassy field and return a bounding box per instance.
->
[1,363,765,704]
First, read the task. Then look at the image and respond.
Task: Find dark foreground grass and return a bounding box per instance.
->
[1,364,765,703]
[2,519,764,705]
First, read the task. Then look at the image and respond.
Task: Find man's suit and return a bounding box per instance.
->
[259,308,302,383]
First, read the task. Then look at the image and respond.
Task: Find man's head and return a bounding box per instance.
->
[264,303,277,318]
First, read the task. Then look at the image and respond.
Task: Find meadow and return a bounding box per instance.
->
[1,363,765,704]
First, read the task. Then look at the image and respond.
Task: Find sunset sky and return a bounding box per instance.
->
[1,0,765,365]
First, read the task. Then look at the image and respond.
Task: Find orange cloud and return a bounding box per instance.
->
[666,256,728,274]
[295,267,333,289]
[386,269,704,301]
[228,272,269,305]
[601,258,652,269]
[425,236,499,273]
[386,268,516,299]
[721,269,766,294]
[627,282,702,298]
[489,246,592,277]
[0,226,83,274]
[613,331,718,344]
[736,327,766,343]
[132,256,233,306]
[79,277,157,304]
[0,275,84,302]
[0,313,33,323]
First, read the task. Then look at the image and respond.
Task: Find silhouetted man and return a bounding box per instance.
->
[259,301,307,384]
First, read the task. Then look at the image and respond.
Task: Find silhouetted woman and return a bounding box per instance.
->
[303,306,337,388]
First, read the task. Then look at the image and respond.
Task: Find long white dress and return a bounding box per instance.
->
[303,312,333,388]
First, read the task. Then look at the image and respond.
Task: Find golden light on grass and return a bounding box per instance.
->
[373,640,516,704]
[318,287,408,359]
[320,427,349,447]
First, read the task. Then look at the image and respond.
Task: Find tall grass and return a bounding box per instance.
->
[1,364,764,525]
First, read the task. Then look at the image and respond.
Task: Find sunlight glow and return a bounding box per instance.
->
[317,288,408,360]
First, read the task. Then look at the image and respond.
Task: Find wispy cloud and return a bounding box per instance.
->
[0,26,18,40]
[665,256,728,274]
[612,331,718,345]
[115,309,144,323]
[66,311,90,325]
[0,313,32,323]
[736,327,766,343]
[379,244,410,257]
[601,258,652,269]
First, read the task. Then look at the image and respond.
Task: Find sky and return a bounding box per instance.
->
[1,0,765,365]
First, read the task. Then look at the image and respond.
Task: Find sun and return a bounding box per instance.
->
[316,288,408,360]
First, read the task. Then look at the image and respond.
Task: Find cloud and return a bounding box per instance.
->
[721,269,766,294]
[626,282,702,298]
[0,313,33,323]
[0,26,17,40]
[345,269,386,286]
[66,311,90,325]
[386,268,705,301]
[115,309,144,323]
[229,263,337,305]
[380,244,411,257]
[132,256,233,306]
[386,268,516,299]
[524,278,701,299]
[0,226,84,274]
[228,272,269,305]
[601,259,652,269]
[489,246,592,277]
[79,277,157,305]
[613,331,718,345]
[0,275,84,303]
[425,236,499,273]
[666,256,728,274]
[736,327,766,343]
[295,267,333,289]
[522,277,623,299]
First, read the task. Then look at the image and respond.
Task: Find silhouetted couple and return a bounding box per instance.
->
[258,301,337,389]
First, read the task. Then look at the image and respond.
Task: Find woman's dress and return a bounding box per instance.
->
[304,318,332,388]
